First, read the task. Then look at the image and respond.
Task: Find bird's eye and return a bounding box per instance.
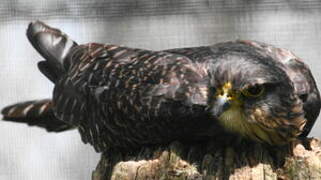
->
[242,85,265,98]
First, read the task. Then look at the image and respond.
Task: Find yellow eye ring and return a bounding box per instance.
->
[242,85,265,98]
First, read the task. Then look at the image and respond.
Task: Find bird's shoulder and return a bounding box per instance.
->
[240,40,315,95]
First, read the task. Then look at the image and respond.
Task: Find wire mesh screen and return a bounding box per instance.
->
[1,0,321,180]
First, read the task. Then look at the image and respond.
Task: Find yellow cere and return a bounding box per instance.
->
[216,82,238,101]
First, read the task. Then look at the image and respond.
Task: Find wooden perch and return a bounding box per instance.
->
[92,137,321,180]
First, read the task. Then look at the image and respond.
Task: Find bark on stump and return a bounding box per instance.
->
[92,137,321,180]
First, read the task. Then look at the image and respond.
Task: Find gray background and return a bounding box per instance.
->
[1,0,321,180]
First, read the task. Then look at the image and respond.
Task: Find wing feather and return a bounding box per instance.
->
[55,43,211,149]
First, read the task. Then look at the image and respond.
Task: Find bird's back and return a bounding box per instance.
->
[53,43,217,151]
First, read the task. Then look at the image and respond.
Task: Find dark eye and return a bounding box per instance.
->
[242,84,265,98]
[299,94,308,102]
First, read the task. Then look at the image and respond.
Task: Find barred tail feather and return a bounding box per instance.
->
[1,99,74,132]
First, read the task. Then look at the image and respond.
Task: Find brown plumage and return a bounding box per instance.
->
[2,21,320,152]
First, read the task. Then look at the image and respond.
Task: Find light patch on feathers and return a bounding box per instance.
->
[113,49,127,58]
[95,124,100,137]
[7,106,18,116]
[80,103,85,111]
[107,45,119,51]
[61,38,75,60]
[94,86,108,101]
[52,36,63,46]
[62,97,70,110]
[38,102,49,115]
[88,129,94,143]
[71,99,78,112]
[79,63,90,72]
[22,103,35,116]
[90,46,104,57]
[69,114,75,122]
[277,48,296,63]
[93,62,100,71]
[253,78,265,85]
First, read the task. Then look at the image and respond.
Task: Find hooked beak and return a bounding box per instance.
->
[211,95,231,118]
[211,82,235,118]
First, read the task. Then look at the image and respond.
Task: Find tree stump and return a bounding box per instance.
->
[92,137,321,180]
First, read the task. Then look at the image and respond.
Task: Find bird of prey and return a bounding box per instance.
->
[2,21,320,152]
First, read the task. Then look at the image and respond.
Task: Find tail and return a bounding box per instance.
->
[1,99,74,132]
[27,21,78,82]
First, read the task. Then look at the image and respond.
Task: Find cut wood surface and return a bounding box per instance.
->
[92,137,321,180]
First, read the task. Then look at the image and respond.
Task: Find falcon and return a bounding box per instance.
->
[2,21,320,152]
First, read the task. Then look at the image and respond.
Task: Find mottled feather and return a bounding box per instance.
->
[1,21,320,152]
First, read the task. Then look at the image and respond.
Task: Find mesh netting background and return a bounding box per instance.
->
[1,1,321,179]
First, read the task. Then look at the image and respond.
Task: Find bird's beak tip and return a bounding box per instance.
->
[211,96,231,118]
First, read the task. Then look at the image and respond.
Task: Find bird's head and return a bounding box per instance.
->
[208,43,306,145]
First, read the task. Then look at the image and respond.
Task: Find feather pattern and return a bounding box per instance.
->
[2,99,74,132]
[1,21,320,152]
